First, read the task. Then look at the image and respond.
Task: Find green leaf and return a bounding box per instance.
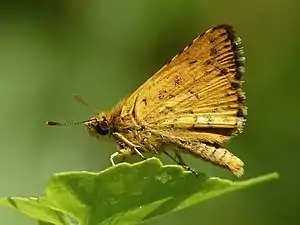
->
[0,197,71,225]
[0,158,279,225]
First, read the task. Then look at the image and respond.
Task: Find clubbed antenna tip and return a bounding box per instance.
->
[46,121,66,126]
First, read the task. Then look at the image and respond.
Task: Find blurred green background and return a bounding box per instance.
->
[0,1,298,225]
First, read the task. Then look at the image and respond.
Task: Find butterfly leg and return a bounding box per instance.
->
[110,151,120,166]
[115,142,128,163]
[163,150,198,176]
[133,147,146,160]
[174,150,187,166]
[110,145,136,165]
[113,132,147,161]
[110,147,146,165]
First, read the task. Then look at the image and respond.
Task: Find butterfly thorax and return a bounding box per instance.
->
[84,100,165,152]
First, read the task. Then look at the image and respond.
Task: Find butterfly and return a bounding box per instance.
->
[47,24,246,177]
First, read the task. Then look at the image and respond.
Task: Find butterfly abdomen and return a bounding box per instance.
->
[179,141,244,176]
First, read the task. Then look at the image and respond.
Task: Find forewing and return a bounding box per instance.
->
[121,24,246,142]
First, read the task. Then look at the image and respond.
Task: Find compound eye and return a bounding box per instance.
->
[95,120,110,135]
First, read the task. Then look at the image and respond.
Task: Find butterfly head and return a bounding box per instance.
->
[46,94,113,139]
[46,113,112,139]
[84,114,111,138]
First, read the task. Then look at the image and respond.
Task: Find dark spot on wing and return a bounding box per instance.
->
[219,31,227,38]
[209,36,217,44]
[231,81,239,89]
[142,98,147,106]
[221,68,228,75]
[188,89,200,99]
[237,107,244,117]
[159,106,175,115]
[226,91,235,97]
[158,89,167,100]
[212,107,218,112]
[188,90,194,94]
[193,127,234,137]
[204,59,213,66]
[174,75,182,86]
[237,90,246,102]
[228,104,237,110]
[189,60,197,65]
[224,44,231,49]
[210,48,217,56]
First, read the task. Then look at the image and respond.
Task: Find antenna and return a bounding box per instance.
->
[46,94,97,127]
[73,93,98,113]
[46,119,92,126]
